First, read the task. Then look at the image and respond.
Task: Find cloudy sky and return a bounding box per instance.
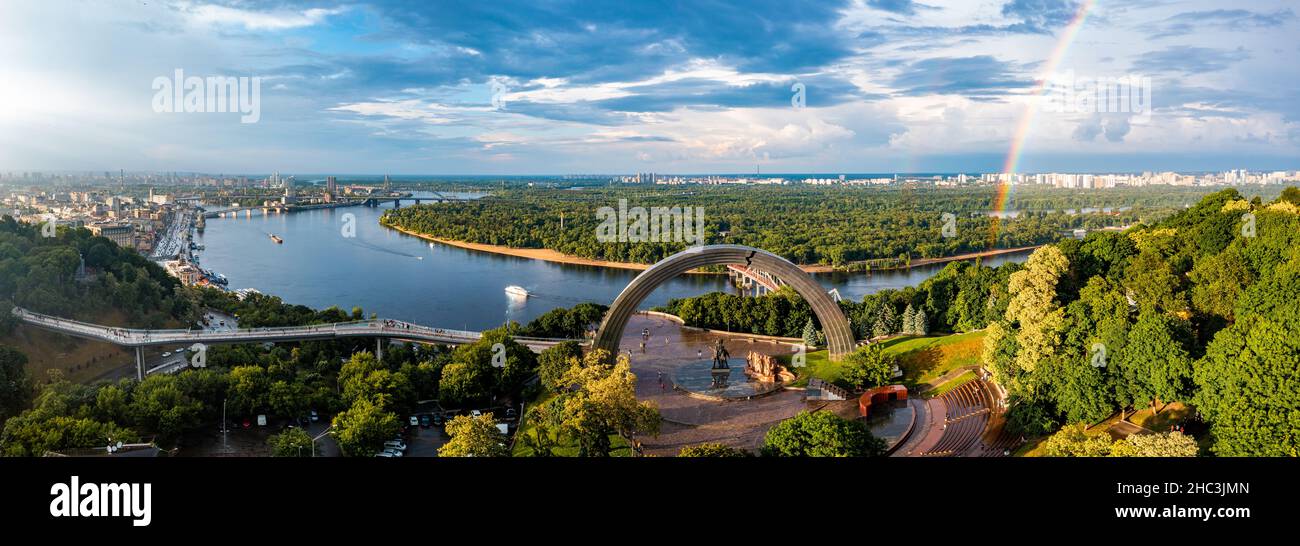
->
[1,0,1297,174]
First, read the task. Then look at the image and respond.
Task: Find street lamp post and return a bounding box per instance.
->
[312,427,332,457]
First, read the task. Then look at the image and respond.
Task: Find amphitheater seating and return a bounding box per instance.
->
[920,380,991,457]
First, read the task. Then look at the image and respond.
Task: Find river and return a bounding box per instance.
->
[194,192,1030,330]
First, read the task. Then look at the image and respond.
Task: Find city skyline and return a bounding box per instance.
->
[1,0,1298,174]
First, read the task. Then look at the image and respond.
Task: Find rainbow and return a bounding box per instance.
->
[989,0,1097,244]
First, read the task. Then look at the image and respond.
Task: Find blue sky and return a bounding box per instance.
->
[0,0,1297,174]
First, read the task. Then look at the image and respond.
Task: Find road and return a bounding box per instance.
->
[150,207,195,261]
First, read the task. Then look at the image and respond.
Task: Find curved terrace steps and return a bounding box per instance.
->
[920,379,994,457]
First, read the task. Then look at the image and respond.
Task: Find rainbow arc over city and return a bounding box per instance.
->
[989,0,1097,245]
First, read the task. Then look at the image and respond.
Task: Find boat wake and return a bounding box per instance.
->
[347,239,425,260]
[522,290,586,304]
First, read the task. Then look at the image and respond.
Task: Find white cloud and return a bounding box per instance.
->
[174,2,345,31]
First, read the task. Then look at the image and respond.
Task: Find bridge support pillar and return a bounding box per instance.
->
[135,347,144,381]
[376,338,384,362]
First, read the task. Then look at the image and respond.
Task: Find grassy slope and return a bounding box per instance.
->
[3,310,189,385]
[785,330,987,391]
[3,310,136,384]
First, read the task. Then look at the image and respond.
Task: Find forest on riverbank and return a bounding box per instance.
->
[382,184,1241,268]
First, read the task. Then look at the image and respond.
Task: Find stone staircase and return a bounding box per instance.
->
[806,378,850,401]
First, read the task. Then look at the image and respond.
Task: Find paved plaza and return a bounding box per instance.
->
[617,314,830,456]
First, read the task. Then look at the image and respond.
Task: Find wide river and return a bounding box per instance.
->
[195,192,1029,331]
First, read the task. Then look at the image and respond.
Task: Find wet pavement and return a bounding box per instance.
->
[177,419,340,457]
[406,424,447,457]
[618,314,819,456]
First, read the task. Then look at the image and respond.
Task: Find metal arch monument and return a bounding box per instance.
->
[593,245,856,360]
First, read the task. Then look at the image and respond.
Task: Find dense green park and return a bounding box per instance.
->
[381,184,1228,268]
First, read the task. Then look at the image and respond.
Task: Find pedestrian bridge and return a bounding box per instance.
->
[11,307,580,378]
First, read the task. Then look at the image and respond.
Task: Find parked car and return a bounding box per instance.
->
[162,352,171,358]
[309,410,319,422]
[505,408,517,420]
[419,414,431,427]
[374,451,396,458]
[431,414,443,426]
[384,440,407,452]
[409,416,419,426]
[383,447,404,457]
[470,409,483,418]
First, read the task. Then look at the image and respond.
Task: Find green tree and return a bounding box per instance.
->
[128,374,203,442]
[841,344,897,391]
[0,414,139,457]
[440,325,537,406]
[1110,431,1199,457]
[555,353,660,456]
[1122,250,1186,313]
[0,345,31,422]
[268,379,313,419]
[901,304,917,335]
[1041,424,1113,457]
[227,365,269,416]
[516,397,565,457]
[537,341,583,391]
[94,382,132,424]
[761,410,885,457]
[267,427,313,457]
[981,320,1020,393]
[1116,311,1192,414]
[438,358,490,408]
[1004,245,1069,374]
[801,318,818,348]
[872,304,896,339]
[1003,395,1057,437]
[1188,245,1253,322]
[678,442,751,457]
[331,397,400,457]
[1193,258,1300,456]
[439,413,509,457]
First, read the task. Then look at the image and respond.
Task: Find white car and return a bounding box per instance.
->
[409,416,419,426]
[161,352,171,358]
[470,410,483,418]
[384,440,406,452]
[374,451,396,458]
[383,448,404,457]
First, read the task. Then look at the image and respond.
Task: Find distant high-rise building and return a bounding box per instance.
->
[383,174,391,191]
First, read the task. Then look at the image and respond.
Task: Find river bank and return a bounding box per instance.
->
[383,221,1040,274]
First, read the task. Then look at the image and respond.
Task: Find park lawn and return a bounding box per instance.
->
[783,331,987,390]
[1127,402,1193,432]
[511,391,632,457]
[923,370,976,399]
[883,331,986,388]
[782,349,834,387]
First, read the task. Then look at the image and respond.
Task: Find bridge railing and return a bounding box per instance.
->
[12,307,577,346]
